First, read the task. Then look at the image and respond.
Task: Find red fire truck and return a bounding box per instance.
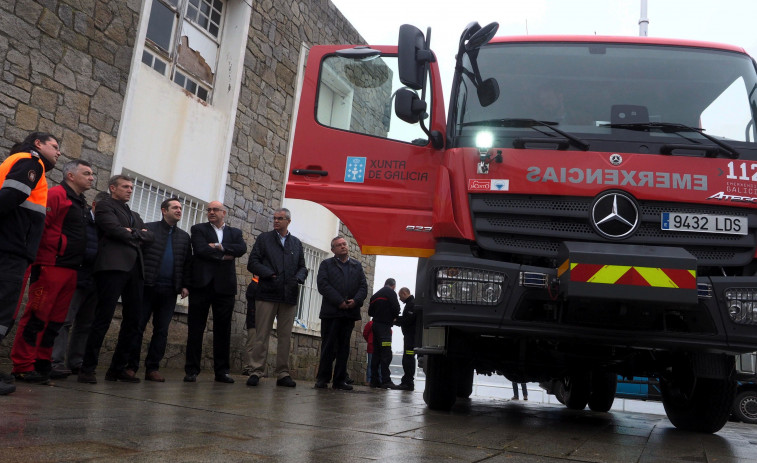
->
[287,22,757,433]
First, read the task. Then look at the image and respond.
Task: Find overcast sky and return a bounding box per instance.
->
[329,0,757,348]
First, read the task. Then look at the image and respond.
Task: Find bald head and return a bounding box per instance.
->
[206,201,227,227]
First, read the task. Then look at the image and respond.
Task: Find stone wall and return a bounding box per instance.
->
[0,0,379,383]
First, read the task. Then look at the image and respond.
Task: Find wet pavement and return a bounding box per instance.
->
[2,368,757,463]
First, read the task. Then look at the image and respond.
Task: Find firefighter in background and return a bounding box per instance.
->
[396,287,417,391]
[0,132,61,395]
[368,278,400,389]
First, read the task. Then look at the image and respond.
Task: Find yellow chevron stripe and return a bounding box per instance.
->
[557,259,571,277]
[635,267,678,288]
[587,265,631,284]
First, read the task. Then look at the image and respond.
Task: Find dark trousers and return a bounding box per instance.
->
[0,255,28,342]
[401,337,416,386]
[370,321,393,384]
[52,284,97,370]
[129,285,176,373]
[512,381,528,398]
[316,317,355,384]
[184,286,233,376]
[81,267,144,374]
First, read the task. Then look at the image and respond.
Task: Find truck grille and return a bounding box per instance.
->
[471,194,756,266]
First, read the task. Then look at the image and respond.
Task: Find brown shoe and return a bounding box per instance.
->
[145,371,165,382]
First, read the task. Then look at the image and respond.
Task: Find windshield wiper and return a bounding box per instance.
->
[602,122,740,159]
[462,118,590,151]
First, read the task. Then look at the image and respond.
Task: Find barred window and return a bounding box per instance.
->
[125,170,207,232]
[294,244,329,332]
[143,0,224,102]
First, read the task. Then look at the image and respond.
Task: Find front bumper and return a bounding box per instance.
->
[420,242,757,354]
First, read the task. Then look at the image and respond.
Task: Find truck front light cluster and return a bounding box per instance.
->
[435,267,505,305]
[725,288,757,325]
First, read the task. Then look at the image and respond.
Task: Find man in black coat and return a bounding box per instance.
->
[246,208,307,388]
[314,236,367,391]
[368,278,401,389]
[397,287,417,391]
[183,201,246,383]
[78,175,154,384]
[128,198,192,382]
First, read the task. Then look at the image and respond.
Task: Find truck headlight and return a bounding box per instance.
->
[434,267,505,305]
[725,289,757,325]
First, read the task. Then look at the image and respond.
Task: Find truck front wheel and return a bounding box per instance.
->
[732,390,757,424]
[661,375,736,433]
[423,355,457,411]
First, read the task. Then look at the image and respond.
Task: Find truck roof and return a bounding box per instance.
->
[489,35,747,54]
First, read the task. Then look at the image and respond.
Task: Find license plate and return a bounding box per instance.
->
[661,212,747,235]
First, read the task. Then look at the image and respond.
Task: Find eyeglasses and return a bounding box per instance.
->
[273,217,289,221]
[207,208,224,212]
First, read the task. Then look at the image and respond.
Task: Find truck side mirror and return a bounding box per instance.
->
[395,88,427,123]
[398,24,432,90]
[478,78,500,107]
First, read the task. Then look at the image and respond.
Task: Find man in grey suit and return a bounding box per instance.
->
[183,201,246,383]
[78,175,154,384]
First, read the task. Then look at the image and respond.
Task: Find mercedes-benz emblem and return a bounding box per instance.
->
[590,191,640,239]
[609,154,622,166]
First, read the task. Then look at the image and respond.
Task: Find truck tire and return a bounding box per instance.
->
[732,390,757,424]
[661,377,736,433]
[587,372,617,412]
[455,363,474,399]
[563,373,591,410]
[423,355,457,411]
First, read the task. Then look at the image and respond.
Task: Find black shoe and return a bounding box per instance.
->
[345,376,354,385]
[332,382,353,391]
[314,380,328,389]
[0,382,15,395]
[276,376,296,387]
[77,371,97,384]
[214,374,235,384]
[13,370,49,384]
[0,371,15,384]
[183,373,197,382]
[369,381,382,388]
[104,369,140,383]
[379,382,398,389]
[396,383,414,391]
[49,367,72,379]
[246,375,259,386]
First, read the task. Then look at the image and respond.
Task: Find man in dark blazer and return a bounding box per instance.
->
[183,201,246,383]
[78,175,154,384]
[314,236,367,391]
[246,208,307,388]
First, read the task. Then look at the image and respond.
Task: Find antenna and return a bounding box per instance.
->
[639,0,649,36]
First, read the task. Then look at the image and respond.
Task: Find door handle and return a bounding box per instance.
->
[292,169,328,176]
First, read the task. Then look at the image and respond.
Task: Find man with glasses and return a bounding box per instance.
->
[246,208,307,388]
[183,201,246,383]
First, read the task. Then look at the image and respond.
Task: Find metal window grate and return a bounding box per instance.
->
[125,170,207,231]
[295,244,328,331]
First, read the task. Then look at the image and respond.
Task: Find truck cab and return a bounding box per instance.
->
[287,22,757,433]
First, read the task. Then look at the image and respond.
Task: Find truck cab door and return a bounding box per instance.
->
[287,45,446,257]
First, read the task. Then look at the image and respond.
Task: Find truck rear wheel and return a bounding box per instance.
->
[587,372,617,412]
[563,373,591,410]
[423,355,457,411]
[661,376,736,433]
[732,390,757,424]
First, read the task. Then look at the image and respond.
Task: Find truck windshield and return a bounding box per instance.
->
[454,42,757,153]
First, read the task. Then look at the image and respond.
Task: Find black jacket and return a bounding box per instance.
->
[143,219,192,293]
[93,197,154,274]
[368,286,400,324]
[249,230,308,305]
[76,210,98,290]
[317,256,367,321]
[397,295,416,336]
[190,222,246,295]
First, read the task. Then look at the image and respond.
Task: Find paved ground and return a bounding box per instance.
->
[2,368,757,463]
